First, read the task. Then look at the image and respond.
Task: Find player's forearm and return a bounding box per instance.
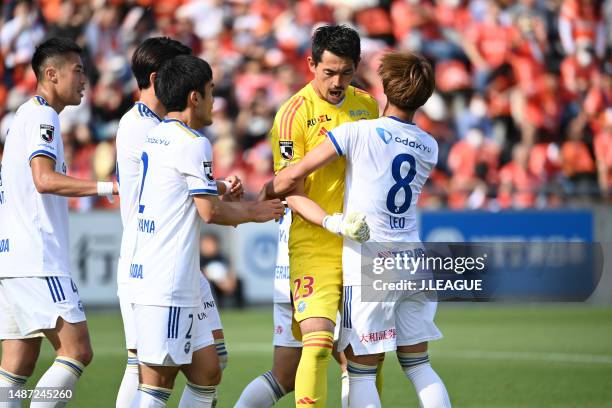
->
[33,171,100,197]
[286,194,326,227]
[266,169,301,199]
[210,201,257,225]
[197,199,256,225]
[268,139,339,198]
[196,195,283,225]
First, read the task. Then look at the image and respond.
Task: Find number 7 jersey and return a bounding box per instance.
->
[327,116,438,285]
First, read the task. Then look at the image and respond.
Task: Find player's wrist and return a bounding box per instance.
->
[218,179,232,194]
[322,213,343,236]
[97,181,114,196]
[247,201,259,222]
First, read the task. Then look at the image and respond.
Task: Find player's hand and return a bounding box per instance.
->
[225,175,244,201]
[322,212,370,243]
[252,199,285,223]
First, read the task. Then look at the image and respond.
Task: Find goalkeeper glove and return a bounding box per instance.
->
[322,212,370,243]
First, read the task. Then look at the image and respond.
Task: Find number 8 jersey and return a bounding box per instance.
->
[124,119,218,307]
[326,116,438,285]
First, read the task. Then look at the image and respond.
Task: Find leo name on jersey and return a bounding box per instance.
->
[327,116,438,285]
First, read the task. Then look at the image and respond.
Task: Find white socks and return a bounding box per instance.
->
[347,361,380,408]
[234,370,286,407]
[215,340,228,371]
[0,367,28,408]
[116,352,139,408]
[30,357,84,407]
[178,382,216,408]
[341,371,349,408]
[398,352,451,408]
[131,385,171,408]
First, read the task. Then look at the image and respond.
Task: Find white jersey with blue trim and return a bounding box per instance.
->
[124,119,218,307]
[273,207,291,303]
[0,96,69,278]
[327,116,438,285]
[116,102,161,297]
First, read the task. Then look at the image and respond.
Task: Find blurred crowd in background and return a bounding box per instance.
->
[1,0,611,211]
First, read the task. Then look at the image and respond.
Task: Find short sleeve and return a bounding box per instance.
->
[326,122,357,158]
[177,137,219,196]
[27,106,61,163]
[270,96,307,173]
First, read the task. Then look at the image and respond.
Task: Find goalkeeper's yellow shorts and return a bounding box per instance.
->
[289,260,342,341]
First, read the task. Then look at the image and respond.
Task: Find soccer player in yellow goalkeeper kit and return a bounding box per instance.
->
[270,25,378,407]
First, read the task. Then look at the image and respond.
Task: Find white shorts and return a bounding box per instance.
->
[120,275,221,351]
[119,297,138,350]
[338,286,442,356]
[0,277,86,339]
[132,304,214,366]
[273,302,301,347]
[199,276,223,332]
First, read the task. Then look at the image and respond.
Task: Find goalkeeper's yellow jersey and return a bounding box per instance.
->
[270,82,379,270]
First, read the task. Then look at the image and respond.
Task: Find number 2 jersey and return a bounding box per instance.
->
[124,119,218,307]
[115,102,161,298]
[0,96,69,278]
[327,116,438,285]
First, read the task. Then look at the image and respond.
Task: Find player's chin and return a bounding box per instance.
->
[70,93,83,105]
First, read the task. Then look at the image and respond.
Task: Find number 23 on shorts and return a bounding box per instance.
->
[293,276,315,301]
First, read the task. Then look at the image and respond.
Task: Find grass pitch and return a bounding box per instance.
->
[12,305,612,407]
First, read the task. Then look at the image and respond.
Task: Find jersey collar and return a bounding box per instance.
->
[163,118,203,138]
[33,95,50,106]
[135,102,162,121]
[387,115,415,125]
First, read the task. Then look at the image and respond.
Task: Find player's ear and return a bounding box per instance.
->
[44,65,59,84]
[188,90,199,107]
[307,56,316,74]
[149,72,157,88]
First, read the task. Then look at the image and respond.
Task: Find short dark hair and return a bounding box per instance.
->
[377,51,435,111]
[155,55,213,112]
[311,25,361,66]
[31,37,82,80]
[131,37,192,90]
